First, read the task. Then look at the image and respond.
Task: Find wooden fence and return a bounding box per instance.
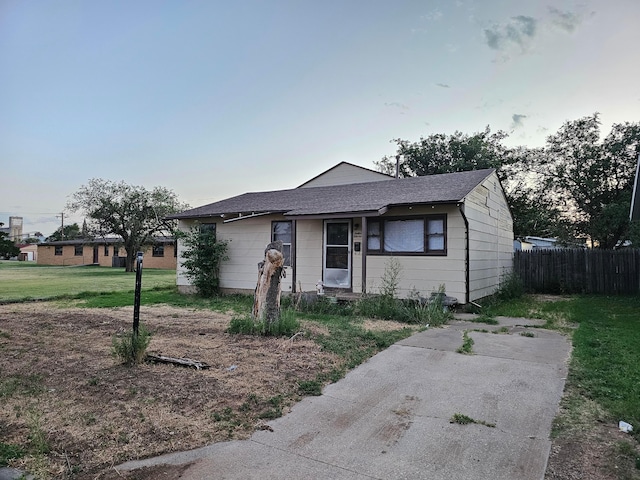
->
[514,249,640,295]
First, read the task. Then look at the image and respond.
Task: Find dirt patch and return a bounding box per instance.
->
[546,423,640,480]
[0,303,345,479]
[362,318,417,332]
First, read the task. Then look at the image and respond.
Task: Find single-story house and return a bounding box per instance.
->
[169,162,514,304]
[18,243,38,261]
[37,237,177,269]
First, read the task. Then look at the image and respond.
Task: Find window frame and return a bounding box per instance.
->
[200,223,216,235]
[152,244,165,257]
[74,245,83,256]
[54,246,63,256]
[104,245,109,256]
[271,220,292,267]
[366,214,447,256]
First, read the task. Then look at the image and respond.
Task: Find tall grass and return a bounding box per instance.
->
[228,309,300,336]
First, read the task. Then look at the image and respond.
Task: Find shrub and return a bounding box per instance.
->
[496,271,524,301]
[112,324,151,365]
[179,224,229,297]
[356,285,452,325]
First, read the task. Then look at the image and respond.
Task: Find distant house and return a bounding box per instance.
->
[37,237,176,269]
[18,244,38,261]
[517,236,586,250]
[513,238,534,251]
[168,162,514,304]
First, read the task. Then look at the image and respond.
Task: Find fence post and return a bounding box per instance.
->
[133,251,143,336]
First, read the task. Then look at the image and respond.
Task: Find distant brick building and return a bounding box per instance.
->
[37,237,177,269]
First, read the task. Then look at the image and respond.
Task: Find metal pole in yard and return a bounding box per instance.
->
[133,251,143,336]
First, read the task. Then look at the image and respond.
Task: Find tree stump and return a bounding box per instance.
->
[253,240,284,325]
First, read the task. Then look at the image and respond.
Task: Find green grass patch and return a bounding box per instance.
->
[228,309,301,336]
[566,295,640,433]
[0,264,175,302]
[71,287,253,312]
[298,380,323,396]
[479,294,577,332]
[306,314,414,381]
[0,442,25,466]
[0,373,46,398]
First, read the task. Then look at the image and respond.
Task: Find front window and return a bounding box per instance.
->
[367,215,446,255]
[104,245,109,256]
[74,245,83,256]
[200,223,216,235]
[55,246,63,256]
[272,221,292,266]
[152,245,165,257]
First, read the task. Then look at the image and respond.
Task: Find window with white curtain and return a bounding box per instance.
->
[367,215,446,255]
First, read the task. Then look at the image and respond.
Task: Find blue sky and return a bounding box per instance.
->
[1,0,639,237]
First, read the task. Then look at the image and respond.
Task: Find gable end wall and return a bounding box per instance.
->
[464,173,514,301]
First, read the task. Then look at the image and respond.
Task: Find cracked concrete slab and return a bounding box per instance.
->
[116,316,571,480]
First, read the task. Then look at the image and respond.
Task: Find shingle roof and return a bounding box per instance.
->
[169,168,496,220]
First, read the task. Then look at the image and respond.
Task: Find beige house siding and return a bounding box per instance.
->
[299,162,391,188]
[364,205,467,301]
[463,173,513,301]
[294,219,323,293]
[177,218,280,294]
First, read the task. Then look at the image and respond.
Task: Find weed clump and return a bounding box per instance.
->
[450,413,495,428]
[456,331,474,354]
[111,324,151,365]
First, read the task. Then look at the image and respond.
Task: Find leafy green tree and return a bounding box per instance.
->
[67,179,188,272]
[535,114,640,248]
[375,127,510,178]
[46,223,81,242]
[0,223,20,259]
[179,224,229,297]
[376,127,562,239]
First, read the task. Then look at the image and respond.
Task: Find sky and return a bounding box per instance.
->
[1,0,639,238]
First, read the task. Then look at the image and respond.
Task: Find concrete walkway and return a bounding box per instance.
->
[117,315,571,480]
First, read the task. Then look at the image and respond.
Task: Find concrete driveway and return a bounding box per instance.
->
[117,315,571,480]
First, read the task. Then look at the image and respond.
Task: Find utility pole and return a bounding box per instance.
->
[56,212,64,240]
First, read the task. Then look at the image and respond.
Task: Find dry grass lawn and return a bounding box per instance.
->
[0,302,382,479]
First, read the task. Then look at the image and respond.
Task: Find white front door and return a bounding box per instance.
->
[323,220,351,289]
